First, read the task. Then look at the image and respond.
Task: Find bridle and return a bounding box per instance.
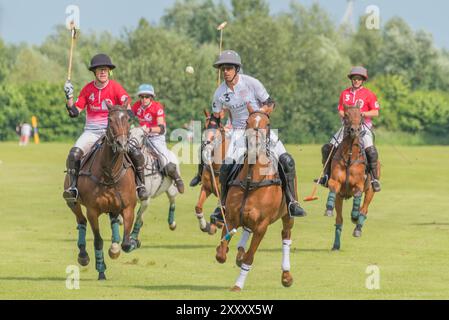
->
[105,108,130,154]
[246,111,271,161]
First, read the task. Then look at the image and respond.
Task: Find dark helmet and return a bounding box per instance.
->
[213,50,242,69]
[88,54,116,71]
[348,66,368,80]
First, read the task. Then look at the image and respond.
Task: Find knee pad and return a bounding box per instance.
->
[164,163,177,176]
[365,146,378,162]
[67,147,83,168]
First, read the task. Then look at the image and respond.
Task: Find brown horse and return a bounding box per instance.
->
[194,110,229,234]
[63,104,137,280]
[326,105,380,251]
[215,106,294,292]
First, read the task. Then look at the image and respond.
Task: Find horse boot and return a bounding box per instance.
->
[128,145,149,201]
[365,146,381,192]
[210,160,234,225]
[164,163,185,194]
[63,147,84,203]
[314,143,336,187]
[279,153,307,217]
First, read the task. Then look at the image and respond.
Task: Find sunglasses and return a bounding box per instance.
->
[351,77,364,81]
[139,95,152,99]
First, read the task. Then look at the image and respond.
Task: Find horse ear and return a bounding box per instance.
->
[247,103,255,114]
[105,101,113,110]
[355,100,363,109]
[204,109,210,118]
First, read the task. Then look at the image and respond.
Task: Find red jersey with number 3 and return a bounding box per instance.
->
[132,101,166,131]
[338,87,380,128]
[75,80,130,130]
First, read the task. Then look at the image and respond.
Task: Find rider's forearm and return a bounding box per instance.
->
[362,110,379,118]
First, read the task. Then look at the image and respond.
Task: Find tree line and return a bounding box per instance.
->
[0,0,448,144]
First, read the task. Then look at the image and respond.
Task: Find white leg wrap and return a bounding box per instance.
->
[235,263,252,289]
[196,213,207,230]
[237,229,251,250]
[282,239,292,272]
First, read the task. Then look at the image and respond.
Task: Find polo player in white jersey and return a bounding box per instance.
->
[204,50,306,225]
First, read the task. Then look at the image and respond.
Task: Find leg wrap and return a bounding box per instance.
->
[351,195,362,220]
[333,224,342,250]
[110,215,121,243]
[77,224,87,249]
[326,191,337,211]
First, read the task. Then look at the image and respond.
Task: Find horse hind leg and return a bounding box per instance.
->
[167,192,176,231]
[108,213,121,259]
[281,214,294,288]
[130,199,150,251]
[122,206,137,253]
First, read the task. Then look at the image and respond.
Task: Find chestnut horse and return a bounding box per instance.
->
[194,110,229,234]
[64,104,137,280]
[327,105,380,251]
[215,106,294,292]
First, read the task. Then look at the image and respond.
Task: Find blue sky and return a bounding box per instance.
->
[0,0,447,49]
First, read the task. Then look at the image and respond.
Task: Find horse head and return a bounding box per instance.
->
[343,103,363,140]
[246,103,271,161]
[105,102,130,154]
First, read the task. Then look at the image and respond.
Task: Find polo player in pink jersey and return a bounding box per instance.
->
[317,66,381,192]
[62,53,149,203]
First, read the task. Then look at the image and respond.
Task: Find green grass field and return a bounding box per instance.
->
[0,142,448,300]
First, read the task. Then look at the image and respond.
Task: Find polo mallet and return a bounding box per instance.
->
[207,156,236,242]
[216,21,228,86]
[304,128,344,202]
[303,144,336,202]
[67,21,77,81]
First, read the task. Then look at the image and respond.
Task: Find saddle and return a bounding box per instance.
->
[141,140,163,176]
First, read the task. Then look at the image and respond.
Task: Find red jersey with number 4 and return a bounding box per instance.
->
[75,80,130,130]
[338,87,380,128]
[132,101,166,130]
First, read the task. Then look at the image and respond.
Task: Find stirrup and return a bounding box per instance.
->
[189,175,202,187]
[136,186,149,201]
[63,187,79,203]
[288,201,307,218]
[313,175,329,187]
[371,179,381,192]
[210,207,225,225]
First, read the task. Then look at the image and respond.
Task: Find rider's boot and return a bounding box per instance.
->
[128,144,149,201]
[164,163,185,194]
[190,142,206,187]
[365,146,381,192]
[279,153,307,217]
[210,160,234,225]
[63,147,84,203]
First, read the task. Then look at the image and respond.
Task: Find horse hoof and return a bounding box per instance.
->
[353,230,362,238]
[324,210,334,217]
[169,222,177,231]
[351,218,358,225]
[282,271,294,288]
[332,246,340,251]
[216,254,227,264]
[98,273,106,281]
[230,286,241,292]
[236,248,245,268]
[78,254,90,267]
[208,224,217,235]
[108,243,121,259]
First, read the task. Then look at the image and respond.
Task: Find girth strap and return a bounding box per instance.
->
[229,178,282,192]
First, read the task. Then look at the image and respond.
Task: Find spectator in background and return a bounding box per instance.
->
[19,122,32,146]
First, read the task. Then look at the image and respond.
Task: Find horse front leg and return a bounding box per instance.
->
[235,227,252,267]
[232,222,268,292]
[122,206,136,253]
[108,213,121,259]
[87,209,106,280]
[281,214,294,288]
[354,187,375,238]
[195,187,214,234]
[332,194,344,251]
